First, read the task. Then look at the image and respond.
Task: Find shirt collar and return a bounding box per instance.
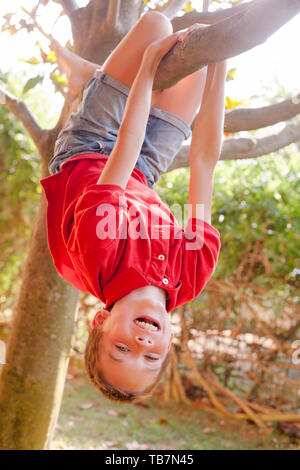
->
[103,267,181,313]
[103,267,149,310]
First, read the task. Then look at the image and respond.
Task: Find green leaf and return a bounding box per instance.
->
[65,40,74,52]
[20,6,29,14]
[45,51,56,64]
[183,1,194,12]
[50,71,67,94]
[9,25,18,35]
[23,75,43,93]
[226,68,237,82]
[50,71,67,86]
[225,96,245,109]
[19,57,40,65]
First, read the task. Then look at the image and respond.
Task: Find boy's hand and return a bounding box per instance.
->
[142,31,182,73]
[177,23,210,42]
[141,23,209,75]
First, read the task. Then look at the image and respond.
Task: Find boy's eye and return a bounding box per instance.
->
[116,345,128,352]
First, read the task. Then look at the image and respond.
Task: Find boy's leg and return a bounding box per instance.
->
[51,39,98,95]
[100,11,172,100]
[151,66,207,126]
[50,17,209,182]
[52,12,173,99]
[52,19,207,121]
[134,25,211,187]
[49,12,175,175]
[150,25,210,126]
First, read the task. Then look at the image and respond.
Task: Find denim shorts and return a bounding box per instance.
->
[48,69,192,189]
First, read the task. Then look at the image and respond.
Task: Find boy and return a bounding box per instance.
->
[41,12,226,402]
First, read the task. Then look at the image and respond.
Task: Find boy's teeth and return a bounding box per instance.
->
[135,319,158,331]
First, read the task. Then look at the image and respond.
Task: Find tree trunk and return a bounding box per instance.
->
[0,193,79,450]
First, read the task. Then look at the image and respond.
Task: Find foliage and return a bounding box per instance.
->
[155,149,299,417]
[156,149,300,293]
[0,73,40,313]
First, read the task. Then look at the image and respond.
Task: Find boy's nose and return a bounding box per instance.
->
[135,335,153,346]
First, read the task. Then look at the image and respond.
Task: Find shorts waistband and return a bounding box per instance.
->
[94,68,192,140]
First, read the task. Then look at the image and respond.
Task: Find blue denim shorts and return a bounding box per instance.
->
[48,69,192,188]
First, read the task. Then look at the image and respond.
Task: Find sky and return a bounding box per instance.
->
[0,0,299,121]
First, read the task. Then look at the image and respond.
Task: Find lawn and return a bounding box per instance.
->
[51,366,298,450]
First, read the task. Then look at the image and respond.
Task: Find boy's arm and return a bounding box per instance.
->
[97,32,181,189]
[188,61,227,225]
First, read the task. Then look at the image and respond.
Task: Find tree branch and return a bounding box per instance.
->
[222,121,300,160]
[101,0,121,35]
[53,0,78,17]
[203,0,210,12]
[168,122,300,170]
[22,4,52,41]
[171,0,252,30]
[0,87,45,154]
[153,0,187,20]
[52,0,80,42]
[118,0,140,33]
[153,0,300,89]
[223,95,300,133]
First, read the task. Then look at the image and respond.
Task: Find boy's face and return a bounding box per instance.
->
[98,296,173,393]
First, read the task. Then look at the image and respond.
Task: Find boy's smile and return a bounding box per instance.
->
[98,287,173,393]
[134,316,160,332]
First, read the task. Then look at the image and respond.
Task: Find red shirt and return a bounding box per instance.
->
[40,153,221,313]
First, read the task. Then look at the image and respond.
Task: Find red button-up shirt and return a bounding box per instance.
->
[41,153,221,313]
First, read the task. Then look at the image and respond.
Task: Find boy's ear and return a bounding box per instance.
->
[91,309,111,329]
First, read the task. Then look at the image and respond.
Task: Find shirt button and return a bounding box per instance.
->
[162,278,169,285]
[185,233,194,240]
[158,254,165,260]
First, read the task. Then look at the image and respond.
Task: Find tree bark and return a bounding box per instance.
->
[169,122,300,170]
[155,0,187,20]
[53,0,78,16]
[0,89,79,450]
[224,95,300,133]
[0,194,79,450]
[153,0,300,89]
[171,0,255,29]
[0,87,45,153]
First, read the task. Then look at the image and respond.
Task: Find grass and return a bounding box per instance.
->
[51,367,298,450]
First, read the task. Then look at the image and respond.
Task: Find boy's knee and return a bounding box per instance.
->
[140,11,173,35]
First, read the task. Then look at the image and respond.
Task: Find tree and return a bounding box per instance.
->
[0,0,299,450]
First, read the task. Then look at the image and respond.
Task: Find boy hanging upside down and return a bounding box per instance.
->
[41,12,227,402]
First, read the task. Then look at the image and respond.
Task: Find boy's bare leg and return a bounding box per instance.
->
[100,12,172,92]
[151,24,210,126]
[51,12,172,101]
[97,32,183,189]
[52,20,213,126]
[51,39,98,95]
[152,66,207,126]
